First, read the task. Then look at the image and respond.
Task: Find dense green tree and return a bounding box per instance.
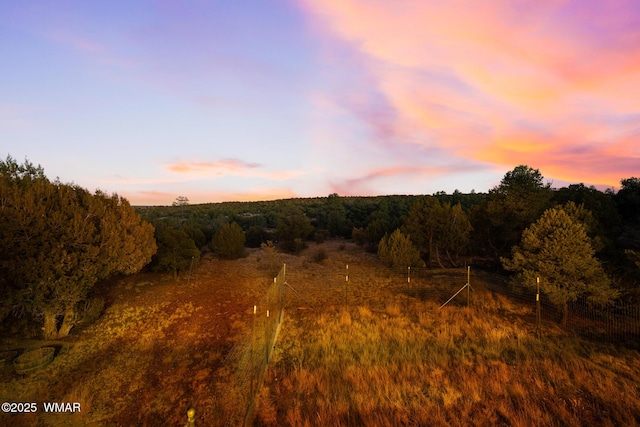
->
[553,183,620,231]
[502,207,617,327]
[403,196,441,266]
[346,198,375,229]
[364,211,392,250]
[378,229,424,270]
[560,201,605,252]
[403,197,471,267]
[440,203,473,266]
[325,193,351,238]
[211,221,246,259]
[472,165,553,263]
[553,184,621,259]
[0,156,156,339]
[181,223,207,249]
[616,177,640,224]
[276,204,313,253]
[245,225,269,248]
[151,224,199,279]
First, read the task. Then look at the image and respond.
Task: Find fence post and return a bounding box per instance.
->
[345,264,349,308]
[265,309,270,363]
[250,305,256,398]
[185,408,196,427]
[406,266,411,310]
[536,277,541,338]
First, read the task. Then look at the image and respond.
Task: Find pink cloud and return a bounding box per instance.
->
[164,159,306,181]
[166,159,261,174]
[298,0,640,188]
[329,163,487,196]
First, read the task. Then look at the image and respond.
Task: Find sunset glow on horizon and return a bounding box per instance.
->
[2,1,639,205]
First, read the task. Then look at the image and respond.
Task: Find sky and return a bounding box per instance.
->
[2,0,639,205]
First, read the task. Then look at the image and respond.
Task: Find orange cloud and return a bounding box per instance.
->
[166,159,261,174]
[164,159,306,181]
[298,0,640,188]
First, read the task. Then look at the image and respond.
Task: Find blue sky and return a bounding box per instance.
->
[2,1,639,204]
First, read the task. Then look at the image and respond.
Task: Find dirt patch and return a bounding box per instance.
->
[0,250,271,426]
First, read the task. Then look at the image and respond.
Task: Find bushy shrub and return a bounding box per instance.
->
[312,248,327,263]
[378,229,424,270]
[259,240,281,277]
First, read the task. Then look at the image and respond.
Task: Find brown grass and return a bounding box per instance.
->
[255,241,640,426]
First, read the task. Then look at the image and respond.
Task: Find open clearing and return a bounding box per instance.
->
[1,240,640,426]
[0,249,271,426]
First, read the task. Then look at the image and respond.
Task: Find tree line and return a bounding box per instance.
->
[2,156,639,338]
[141,165,640,327]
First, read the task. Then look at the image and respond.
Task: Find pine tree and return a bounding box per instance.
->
[403,197,471,267]
[474,165,553,263]
[502,207,617,327]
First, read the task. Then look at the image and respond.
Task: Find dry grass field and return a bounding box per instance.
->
[1,239,639,426]
[256,241,640,426]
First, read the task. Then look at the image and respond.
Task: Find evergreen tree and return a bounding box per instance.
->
[403,196,440,265]
[0,156,156,339]
[441,202,473,267]
[151,224,200,279]
[473,165,553,264]
[378,229,424,270]
[276,204,313,253]
[211,221,246,259]
[502,207,617,327]
[616,177,640,224]
[325,193,350,238]
[404,197,471,267]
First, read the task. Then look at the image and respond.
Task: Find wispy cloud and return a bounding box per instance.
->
[298,0,640,188]
[164,159,306,181]
[329,163,489,196]
[166,159,261,174]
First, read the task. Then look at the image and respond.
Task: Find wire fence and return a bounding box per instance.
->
[332,265,640,347]
[210,261,639,425]
[216,264,286,426]
[465,269,640,346]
